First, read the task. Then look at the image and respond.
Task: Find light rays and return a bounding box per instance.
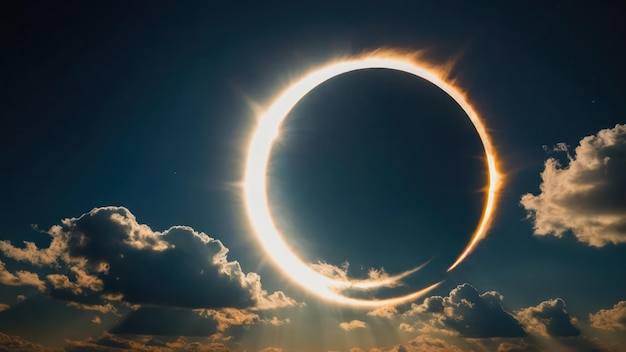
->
[243,51,502,307]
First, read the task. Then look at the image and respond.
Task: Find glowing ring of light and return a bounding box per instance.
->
[244,53,501,307]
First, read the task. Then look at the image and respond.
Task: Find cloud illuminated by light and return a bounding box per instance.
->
[243,50,502,307]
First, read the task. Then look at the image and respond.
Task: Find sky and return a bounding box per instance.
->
[1,1,625,351]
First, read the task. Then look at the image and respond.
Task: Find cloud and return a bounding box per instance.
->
[65,333,231,352]
[91,315,101,324]
[514,298,580,337]
[496,340,537,352]
[339,320,367,331]
[404,283,526,338]
[200,308,259,332]
[0,206,296,311]
[521,124,626,246]
[67,301,118,314]
[258,348,286,352]
[404,295,444,315]
[0,260,45,291]
[374,336,464,352]
[0,332,59,352]
[498,340,539,352]
[403,336,464,352]
[589,301,626,331]
[0,303,9,312]
[112,306,218,336]
[368,305,398,319]
[263,316,290,326]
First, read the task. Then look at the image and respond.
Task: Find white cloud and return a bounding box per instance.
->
[339,319,367,331]
[589,301,626,331]
[521,124,626,246]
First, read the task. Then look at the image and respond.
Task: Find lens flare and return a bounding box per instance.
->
[243,50,501,307]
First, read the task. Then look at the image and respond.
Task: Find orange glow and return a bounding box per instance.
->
[243,50,501,306]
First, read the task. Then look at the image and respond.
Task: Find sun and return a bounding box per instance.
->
[243,50,502,307]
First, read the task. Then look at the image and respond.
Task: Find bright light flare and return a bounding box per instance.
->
[243,51,502,307]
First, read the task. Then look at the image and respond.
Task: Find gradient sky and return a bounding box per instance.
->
[2,2,625,351]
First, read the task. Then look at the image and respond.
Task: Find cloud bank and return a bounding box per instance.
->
[521,124,626,246]
[0,206,295,312]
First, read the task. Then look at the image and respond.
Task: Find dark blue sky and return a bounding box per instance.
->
[1,2,625,351]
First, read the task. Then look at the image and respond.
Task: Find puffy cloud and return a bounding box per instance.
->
[404,284,526,338]
[0,206,296,311]
[589,301,626,331]
[404,296,444,316]
[255,290,301,310]
[0,303,9,312]
[0,228,66,267]
[514,298,580,337]
[0,260,45,291]
[368,305,398,319]
[521,124,626,246]
[46,274,83,295]
[339,319,367,331]
[399,323,416,332]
